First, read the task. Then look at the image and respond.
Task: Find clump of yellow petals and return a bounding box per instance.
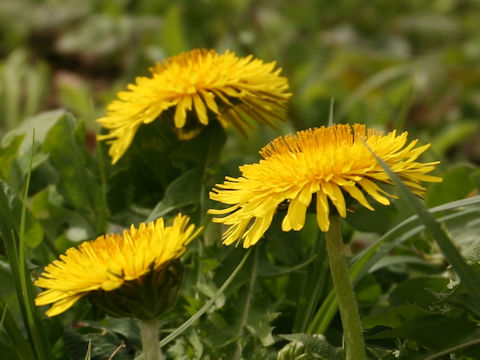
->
[35,214,201,317]
[209,124,442,248]
[97,49,291,164]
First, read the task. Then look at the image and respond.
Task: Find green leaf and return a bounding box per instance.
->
[426,165,476,208]
[246,305,279,347]
[355,273,382,304]
[368,315,476,352]
[64,322,134,360]
[346,202,397,233]
[105,120,180,214]
[417,329,480,360]
[42,114,98,212]
[169,120,227,168]
[0,134,24,182]
[147,168,202,221]
[0,180,43,248]
[5,109,68,153]
[362,304,434,329]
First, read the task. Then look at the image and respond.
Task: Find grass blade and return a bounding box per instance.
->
[364,141,480,310]
[0,297,36,360]
[308,196,480,334]
[0,134,53,359]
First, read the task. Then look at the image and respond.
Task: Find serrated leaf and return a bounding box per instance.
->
[42,114,99,235]
[279,334,344,360]
[246,306,279,347]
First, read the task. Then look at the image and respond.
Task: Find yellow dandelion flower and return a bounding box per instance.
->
[97,49,291,164]
[209,124,442,248]
[35,214,201,317]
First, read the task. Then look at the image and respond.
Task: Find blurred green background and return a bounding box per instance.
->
[2,2,480,359]
[1,0,479,163]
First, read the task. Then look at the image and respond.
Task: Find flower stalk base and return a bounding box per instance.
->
[325,215,366,360]
[139,319,163,360]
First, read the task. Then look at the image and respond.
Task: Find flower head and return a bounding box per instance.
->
[35,214,201,317]
[97,49,291,164]
[209,124,442,248]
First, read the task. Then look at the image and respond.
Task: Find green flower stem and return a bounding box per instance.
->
[325,215,366,360]
[139,319,163,360]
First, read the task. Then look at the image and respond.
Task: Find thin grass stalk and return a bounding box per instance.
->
[293,233,328,333]
[159,248,252,348]
[233,246,258,360]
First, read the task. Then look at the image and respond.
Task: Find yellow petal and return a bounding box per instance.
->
[282,188,312,231]
[45,294,85,317]
[342,184,374,211]
[243,210,275,248]
[223,219,252,246]
[201,90,219,114]
[315,190,330,232]
[322,182,347,217]
[358,178,390,206]
[174,96,192,128]
[193,93,208,125]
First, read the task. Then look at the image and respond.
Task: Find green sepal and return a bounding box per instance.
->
[89,260,184,320]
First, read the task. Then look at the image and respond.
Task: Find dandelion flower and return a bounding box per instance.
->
[97,49,291,164]
[209,124,442,248]
[35,214,201,317]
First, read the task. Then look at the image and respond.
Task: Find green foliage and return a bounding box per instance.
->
[1,1,480,359]
[278,334,344,360]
